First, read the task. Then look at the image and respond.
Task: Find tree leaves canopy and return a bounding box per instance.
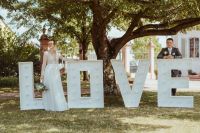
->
[5,0,200,53]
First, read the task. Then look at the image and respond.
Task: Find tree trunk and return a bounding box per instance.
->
[91,4,119,95]
[82,50,88,81]
[98,57,118,95]
[79,42,89,81]
[95,39,118,95]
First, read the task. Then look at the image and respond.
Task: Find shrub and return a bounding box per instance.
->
[0,76,18,88]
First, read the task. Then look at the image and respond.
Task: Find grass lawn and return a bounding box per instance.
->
[0,91,200,133]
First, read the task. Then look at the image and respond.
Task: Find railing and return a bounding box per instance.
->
[133,52,160,60]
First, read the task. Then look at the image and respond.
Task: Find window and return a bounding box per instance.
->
[189,38,199,58]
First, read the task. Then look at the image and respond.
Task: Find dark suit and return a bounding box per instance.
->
[157,47,182,96]
[157,47,182,59]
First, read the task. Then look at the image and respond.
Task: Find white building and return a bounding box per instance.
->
[172,30,200,58]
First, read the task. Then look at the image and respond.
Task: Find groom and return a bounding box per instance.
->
[157,38,182,96]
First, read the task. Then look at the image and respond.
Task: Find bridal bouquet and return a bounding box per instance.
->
[34,83,47,92]
[59,60,66,75]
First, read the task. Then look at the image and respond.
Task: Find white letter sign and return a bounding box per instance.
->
[18,62,44,110]
[111,60,150,107]
[67,60,104,108]
[158,59,193,108]
[18,59,199,110]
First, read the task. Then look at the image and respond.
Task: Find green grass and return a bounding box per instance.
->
[0,91,200,133]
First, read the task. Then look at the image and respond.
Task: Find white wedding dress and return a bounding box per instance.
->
[41,51,68,111]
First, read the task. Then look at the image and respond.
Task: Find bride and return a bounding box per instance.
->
[40,39,69,111]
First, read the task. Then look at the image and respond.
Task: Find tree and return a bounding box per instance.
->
[8,0,200,94]
[0,0,18,19]
[8,1,92,81]
[0,27,39,77]
[132,37,161,59]
[0,0,17,9]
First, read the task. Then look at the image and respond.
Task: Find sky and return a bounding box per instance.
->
[0,8,26,33]
[0,8,40,44]
[0,8,167,47]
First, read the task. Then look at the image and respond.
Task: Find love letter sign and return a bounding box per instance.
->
[18,59,200,110]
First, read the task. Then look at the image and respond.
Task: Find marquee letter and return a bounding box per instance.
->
[111,60,150,107]
[158,59,193,108]
[18,62,44,110]
[67,60,104,108]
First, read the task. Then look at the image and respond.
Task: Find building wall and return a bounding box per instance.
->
[172,30,200,58]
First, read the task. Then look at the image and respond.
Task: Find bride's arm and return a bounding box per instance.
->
[40,52,48,82]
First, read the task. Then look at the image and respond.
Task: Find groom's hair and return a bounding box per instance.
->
[166,38,174,42]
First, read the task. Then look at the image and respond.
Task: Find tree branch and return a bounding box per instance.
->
[102,8,118,27]
[134,18,200,34]
[114,17,200,54]
[111,8,149,49]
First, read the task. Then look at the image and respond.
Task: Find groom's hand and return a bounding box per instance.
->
[164,55,174,59]
[163,56,169,59]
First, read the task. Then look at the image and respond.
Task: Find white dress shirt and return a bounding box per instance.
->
[168,48,172,55]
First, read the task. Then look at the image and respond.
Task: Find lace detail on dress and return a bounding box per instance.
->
[41,51,61,76]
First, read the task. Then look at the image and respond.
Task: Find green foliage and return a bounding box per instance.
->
[132,37,161,59]
[5,0,200,69]
[111,0,200,30]
[0,27,39,77]
[0,76,18,88]
[6,1,93,61]
[0,0,18,19]
[8,0,92,45]
[56,38,79,57]
[0,0,17,10]
[8,0,200,49]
